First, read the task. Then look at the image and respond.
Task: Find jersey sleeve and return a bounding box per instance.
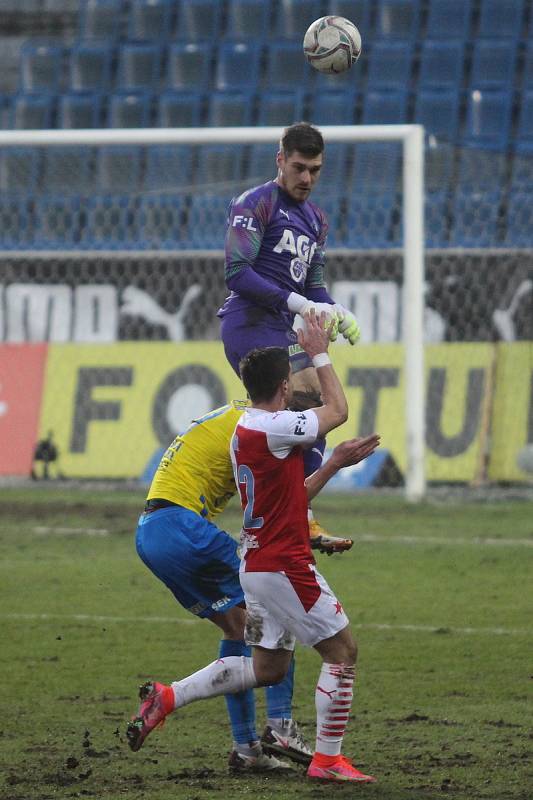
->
[305,206,331,299]
[265,409,319,458]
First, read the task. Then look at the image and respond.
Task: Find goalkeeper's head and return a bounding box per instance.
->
[239,347,291,407]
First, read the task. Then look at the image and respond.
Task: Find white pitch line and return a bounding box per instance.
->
[2,613,530,636]
[356,534,533,548]
[33,527,109,535]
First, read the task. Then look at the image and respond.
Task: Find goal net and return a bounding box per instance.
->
[1,126,531,493]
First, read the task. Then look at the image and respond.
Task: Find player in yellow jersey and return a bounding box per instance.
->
[131,400,312,772]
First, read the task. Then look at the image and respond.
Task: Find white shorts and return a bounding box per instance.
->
[239,563,349,650]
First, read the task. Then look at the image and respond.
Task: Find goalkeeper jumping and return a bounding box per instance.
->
[218,122,360,542]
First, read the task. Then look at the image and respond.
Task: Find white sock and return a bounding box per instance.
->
[171,655,257,709]
[315,662,355,757]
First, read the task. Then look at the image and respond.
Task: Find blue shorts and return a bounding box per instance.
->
[220,313,312,377]
[136,505,244,619]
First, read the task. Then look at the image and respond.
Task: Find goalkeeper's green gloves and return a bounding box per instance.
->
[333,304,361,345]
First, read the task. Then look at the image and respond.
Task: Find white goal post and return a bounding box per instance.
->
[0,124,425,500]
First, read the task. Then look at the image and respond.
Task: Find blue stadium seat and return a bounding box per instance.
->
[186,194,228,248]
[450,190,502,247]
[128,0,175,40]
[478,0,524,39]
[139,194,190,249]
[374,0,421,39]
[274,1,323,40]
[79,0,123,40]
[256,89,305,126]
[20,42,63,92]
[117,42,163,91]
[42,148,94,194]
[58,91,103,128]
[69,43,114,91]
[457,147,507,190]
[317,143,347,187]
[167,42,211,91]
[145,145,193,190]
[345,193,398,248]
[174,0,223,40]
[208,91,254,127]
[196,144,244,186]
[362,90,408,124]
[470,40,518,88]
[419,40,464,89]
[264,41,308,90]
[246,143,276,182]
[425,190,450,247]
[425,143,454,191]
[325,1,372,37]
[108,91,152,127]
[426,0,472,40]
[225,0,273,39]
[11,93,55,129]
[352,142,401,193]
[82,196,139,249]
[308,88,358,125]
[504,190,533,246]
[523,40,533,89]
[0,197,34,248]
[511,143,533,190]
[366,41,412,89]
[156,90,203,127]
[96,146,143,193]
[314,194,342,247]
[464,89,512,148]
[33,196,83,248]
[215,41,262,91]
[415,89,460,142]
[516,90,533,145]
[0,148,40,194]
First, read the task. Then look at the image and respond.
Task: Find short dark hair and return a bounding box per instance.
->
[239,347,290,403]
[280,122,324,158]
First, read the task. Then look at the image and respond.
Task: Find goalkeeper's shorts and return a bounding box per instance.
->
[220,312,312,377]
[136,506,244,618]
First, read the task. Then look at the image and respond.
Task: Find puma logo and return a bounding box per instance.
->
[120,284,202,341]
[279,208,290,220]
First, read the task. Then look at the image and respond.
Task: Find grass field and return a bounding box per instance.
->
[1,486,531,800]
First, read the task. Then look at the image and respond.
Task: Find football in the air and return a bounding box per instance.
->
[303,16,362,74]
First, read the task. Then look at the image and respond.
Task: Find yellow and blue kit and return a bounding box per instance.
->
[136,401,248,618]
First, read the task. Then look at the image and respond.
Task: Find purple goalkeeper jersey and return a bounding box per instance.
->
[217,180,333,331]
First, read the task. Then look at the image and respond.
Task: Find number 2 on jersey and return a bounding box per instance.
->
[237,465,264,529]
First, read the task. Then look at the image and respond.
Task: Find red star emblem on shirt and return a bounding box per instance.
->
[334,601,343,615]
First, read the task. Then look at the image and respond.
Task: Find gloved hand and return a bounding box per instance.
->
[333,304,361,345]
[294,301,339,341]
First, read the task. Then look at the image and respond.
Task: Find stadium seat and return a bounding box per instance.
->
[450,189,503,247]
[196,144,244,186]
[511,144,533,190]
[20,42,63,92]
[352,142,401,193]
[457,147,507,190]
[264,41,309,90]
[470,40,518,88]
[374,0,421,39]
[166,42,212,91]
[33,196,83,248]
[208,91,254,127]
[523,40,533,89]
[362,90,408,124]
[478,0,524,39]
[96,146,143,193]
[215,41,262,91]
[313,194,342,247]
[69,43,114,91]
[317,143,348,187]
[139,194,190,249]
[0,148,40,194]
[107,91,152,127]
[117,42,163,91]
[79,0,123,40]
[0,36,26,95]
[41,148,94,195]
[174,0,223,41]
[308,88,358,125]
[225,0,273,39]
[144,145,193,190]
[274,0,323,40]
[186,193,228,248]
[246,143,276,182]
[345,193,398,248]
[366,41,412,89]
[516,91,533,145]
[426,0,472,40]
[58,91,103,128]
[0,197,33,248]
[425,142,454,191]
[156,90,203,127]
[419,40,464,90]
[128,0,175,40]
[504,190,533,246]
[11,93,55,129]
[256,90,305,126]
[425,190,450,247]
[415,90,460,142]
[325,1,372,38]
[464,90,512,148]
[82,196,139,249]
